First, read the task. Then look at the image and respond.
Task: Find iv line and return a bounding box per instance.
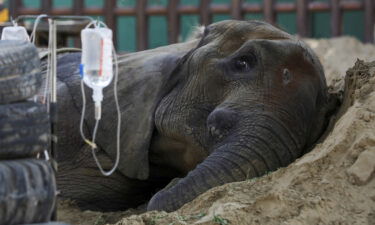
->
[79,22,121,176]
[30,14,48,44]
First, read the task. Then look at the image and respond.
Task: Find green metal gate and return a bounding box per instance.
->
[8,0,370,52]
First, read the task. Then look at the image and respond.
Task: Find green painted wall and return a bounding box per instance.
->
[18,0,366,51]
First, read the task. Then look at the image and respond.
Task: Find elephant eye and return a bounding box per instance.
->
[233,54,256,72]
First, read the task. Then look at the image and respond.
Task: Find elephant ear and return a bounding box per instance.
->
[53,40,199,180]
[67,40,198,180]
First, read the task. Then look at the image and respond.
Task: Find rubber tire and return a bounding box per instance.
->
[0,159,57,225]
[23,223,70,225]
[0,40,42,104]
[0,101,50,159]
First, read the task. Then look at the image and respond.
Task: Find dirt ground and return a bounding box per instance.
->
[58,37,375,225]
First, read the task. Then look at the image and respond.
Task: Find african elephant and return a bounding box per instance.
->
[52,20,333,212]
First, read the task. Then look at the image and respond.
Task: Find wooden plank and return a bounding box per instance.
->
[73,0,84,47]
[18,8,72,15]
[73,0,84,15]
[297,0,309,37]
[147,6,166,15]
[104,0,116,31]
[177,5,197,14]
[168,0,180,44]
[112,1,364,16]
[105,0,117,47]
[242,3,262,13]
[275,2,294,12]
[83,8,105,15]
[179,5,229,15]
[263,0,275,24]
[309,1,330,12]
[41,0,52,14]
[136,0,148,50]
[9,0,22,19]
[331,0,342,37]
[231,0,243,20]
[341,0,363,10]
[364,0,374,43]
[200,0,211,26]
[210,4,229,14]
[115,7,135,15]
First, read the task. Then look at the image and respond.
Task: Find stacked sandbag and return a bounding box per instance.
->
[0,40,57,225]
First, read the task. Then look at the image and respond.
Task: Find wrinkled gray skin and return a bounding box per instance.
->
[52,20,333,212]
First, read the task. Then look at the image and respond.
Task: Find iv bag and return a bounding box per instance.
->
[1,26,30,42]
[81,27,113,89]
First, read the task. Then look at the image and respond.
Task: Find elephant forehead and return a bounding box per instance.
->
[203,20,293,53]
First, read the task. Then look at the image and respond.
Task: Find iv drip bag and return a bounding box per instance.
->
[1,26,30,42]
[81,27,113,90]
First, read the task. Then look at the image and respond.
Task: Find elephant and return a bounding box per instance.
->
[51,20,334,213]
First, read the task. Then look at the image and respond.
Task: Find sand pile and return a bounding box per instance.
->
[58,37,375,225]
[305,37,375,88]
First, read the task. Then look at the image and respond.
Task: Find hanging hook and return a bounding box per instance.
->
[10,16,17,26]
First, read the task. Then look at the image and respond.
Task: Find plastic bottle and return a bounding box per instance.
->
[81,27,113,120]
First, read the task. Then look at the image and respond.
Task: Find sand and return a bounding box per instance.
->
[57,37,375,225]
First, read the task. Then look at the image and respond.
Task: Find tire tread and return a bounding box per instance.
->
[0,159,56,225]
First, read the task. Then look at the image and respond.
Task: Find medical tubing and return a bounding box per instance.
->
[30,14,48,44]
[79,32,121,176]
[91,47,121,176]
[85,20,108,29]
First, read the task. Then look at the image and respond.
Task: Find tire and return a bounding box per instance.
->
[0,159,57,225]
[0,101,50,159]
[23,223,70,225]
[0,40,42,104]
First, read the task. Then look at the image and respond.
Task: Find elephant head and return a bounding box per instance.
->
[53,20,333,212]
[146,20,331,211]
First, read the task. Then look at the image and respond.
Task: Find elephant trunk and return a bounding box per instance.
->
[147,119,303,212]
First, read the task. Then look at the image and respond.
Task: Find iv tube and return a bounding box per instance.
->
[79,21,121,176]
[30,14,48,44]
